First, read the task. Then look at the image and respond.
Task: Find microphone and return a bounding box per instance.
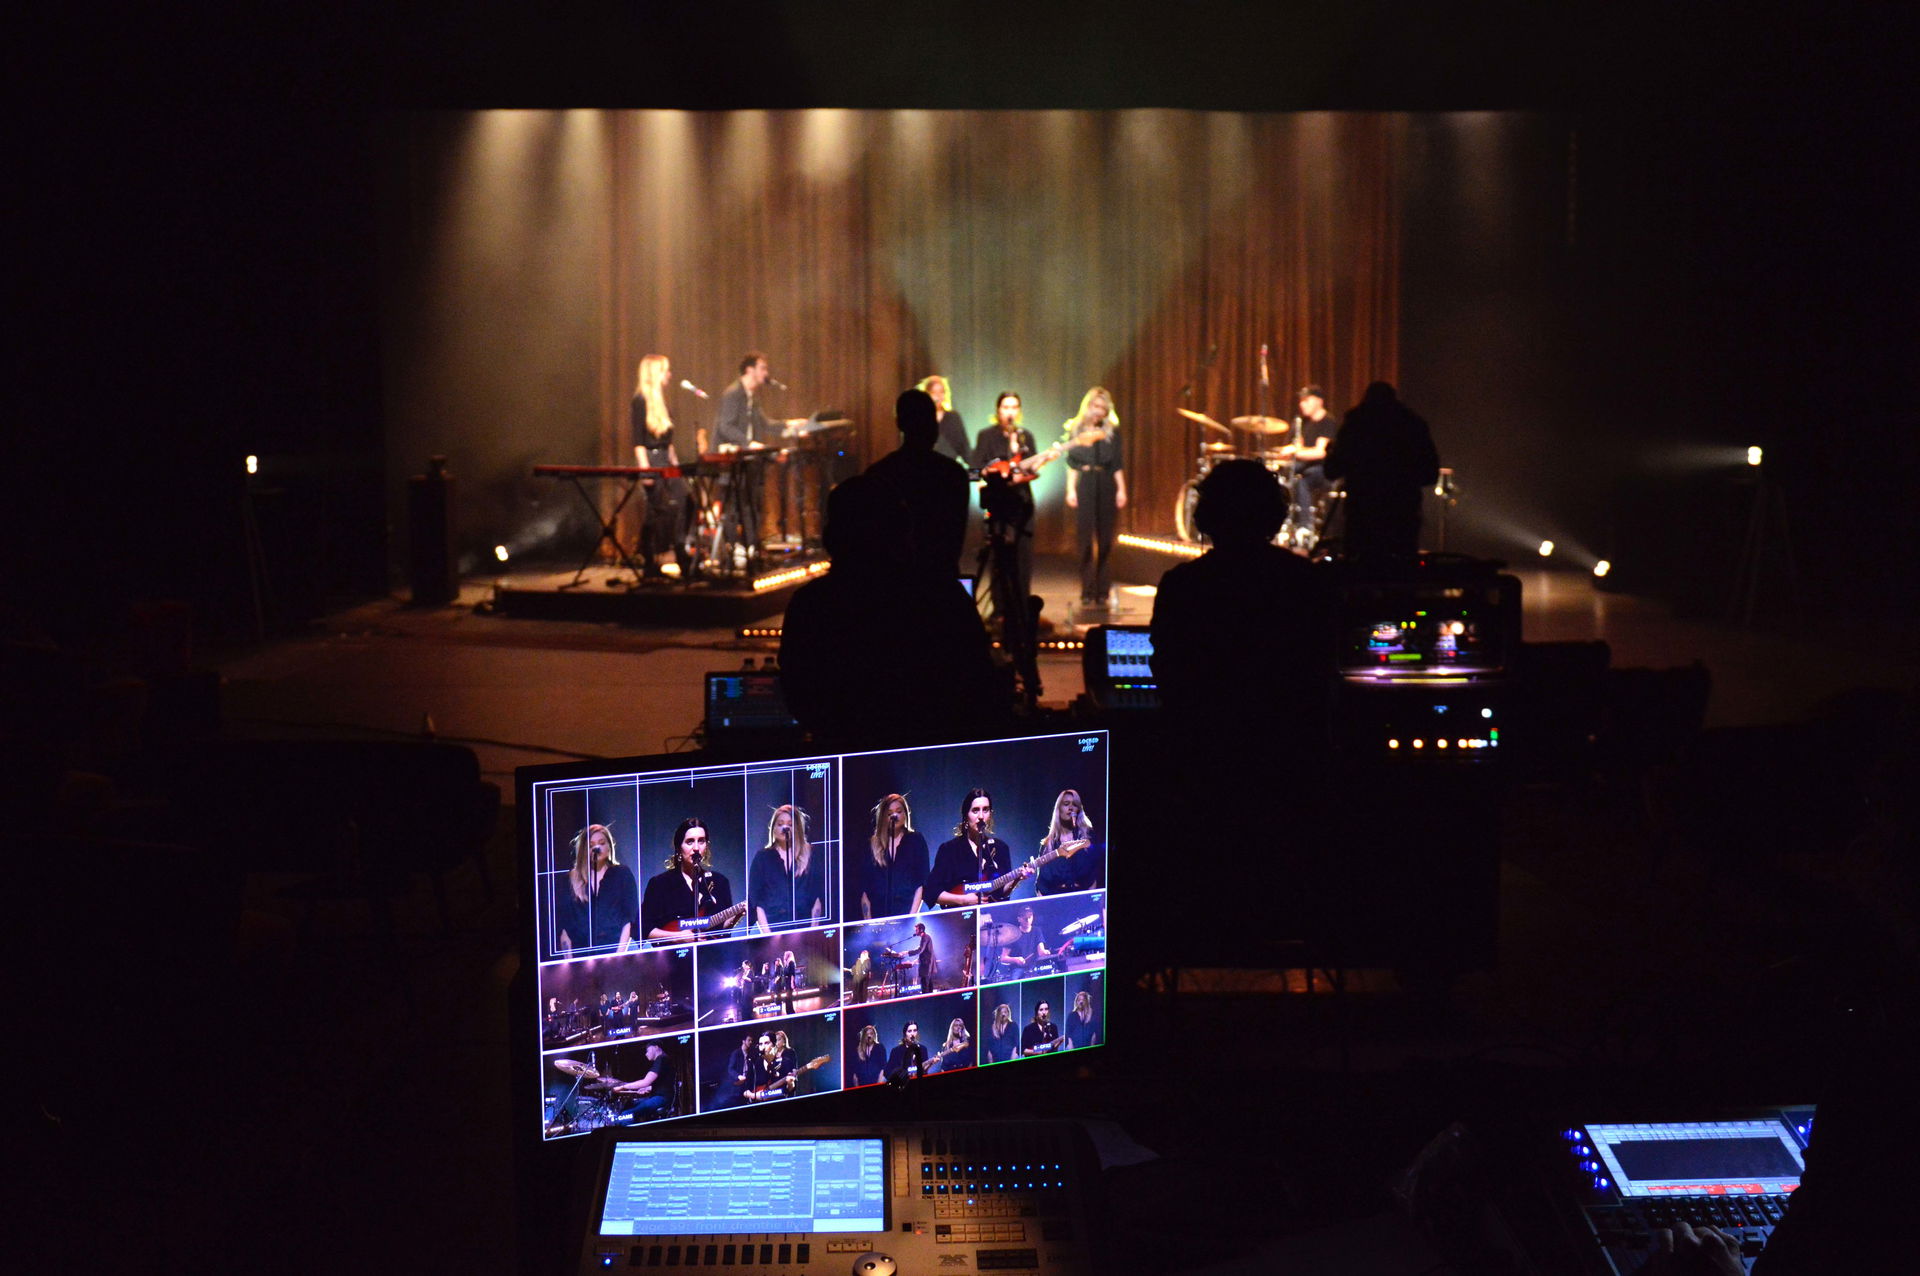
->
[767,377,789,391]
[679,379,709,399]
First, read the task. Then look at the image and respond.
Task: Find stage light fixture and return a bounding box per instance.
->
[245,455,258,475]
[1747,446,1763,467]
[1592,560,1611,578]
[494,545,510,563]
[1537,540,1555,557]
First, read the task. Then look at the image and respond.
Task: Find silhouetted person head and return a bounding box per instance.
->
[1361,380,1397,406]
[895,389,939,451]
[1193,459,1287,548]
[822,473,910,568]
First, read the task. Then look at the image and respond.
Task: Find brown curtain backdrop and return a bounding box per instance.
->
[383,110,1400,558]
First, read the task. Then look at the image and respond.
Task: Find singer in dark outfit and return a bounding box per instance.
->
[1035,788,1104,895]
[553,823,639,954]
[640,818,735,941]
[716,1035,754,1108]
[772,949,798,1013]
[1064,991,1099,1050]
[972,393,1040,628]
[732,961,758,1023]
[1063,386,1127,607]
[747,804,822,930]
[861,794,928,919]
[630,353,691,579]
[926,789,1028,908]
[848,1025,887,1088]
[886,1022,928,1082]
[745,1035,794,1101]
[1020,1003,1061,1056]
[917,374,970,462]
[983,1006,1018,1063]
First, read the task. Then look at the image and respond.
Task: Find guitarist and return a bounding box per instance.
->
[886,1021,929,1084]
[744,1032,790,1101]
[640,818,737,942]
[1020,1001,1062,1057]
[927,789,1032,909]
[972,392,1055,694]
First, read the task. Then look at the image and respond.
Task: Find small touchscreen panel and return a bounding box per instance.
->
[1586,1121,1805,1197]
[598,1138,888,1235]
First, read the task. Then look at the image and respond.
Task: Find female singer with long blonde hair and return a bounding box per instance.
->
[1062,386,1127,608]
[915,373,970,461]
[632,353,691,579]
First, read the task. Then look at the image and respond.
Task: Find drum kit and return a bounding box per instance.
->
[1174,407,1333,551]
[548,1056,673,1133]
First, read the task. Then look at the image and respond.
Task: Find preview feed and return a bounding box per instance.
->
[527,731,1109,1138]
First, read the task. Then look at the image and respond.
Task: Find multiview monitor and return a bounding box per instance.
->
[519,730,1110,1140]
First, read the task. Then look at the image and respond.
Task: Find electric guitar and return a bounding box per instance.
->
[655,900,747,938]
[978,439,1066,486]
[746,1054,831,1102]
[959,839,1089,905]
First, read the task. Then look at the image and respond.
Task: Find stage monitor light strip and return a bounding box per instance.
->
[524,730,1111,1140]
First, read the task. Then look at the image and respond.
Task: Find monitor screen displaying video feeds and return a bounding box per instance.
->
[524,730,1109,1140]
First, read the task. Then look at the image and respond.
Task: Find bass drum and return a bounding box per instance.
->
[1174,479,1203,543]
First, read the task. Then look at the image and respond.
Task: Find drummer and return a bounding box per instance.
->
[1287,384,1336,529]
[985,903,1052,980]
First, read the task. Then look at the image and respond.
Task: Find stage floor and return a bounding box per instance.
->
[217,556,1915,781]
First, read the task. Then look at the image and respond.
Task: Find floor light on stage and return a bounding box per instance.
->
[495,545,511,563]
[1747,446,1764,467]
[1537,540,1555,557]
[245,454,259,475]
[751,561,830,592]
[1117,533,1203,559]
[1592,560,1611,578]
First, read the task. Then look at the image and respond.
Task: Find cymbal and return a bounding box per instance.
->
[1231,415,1290,434]
[1176,407,1232,435]
[554,1059,600,1079]
[979,922,1022,947]
[1200,442,1237,453]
